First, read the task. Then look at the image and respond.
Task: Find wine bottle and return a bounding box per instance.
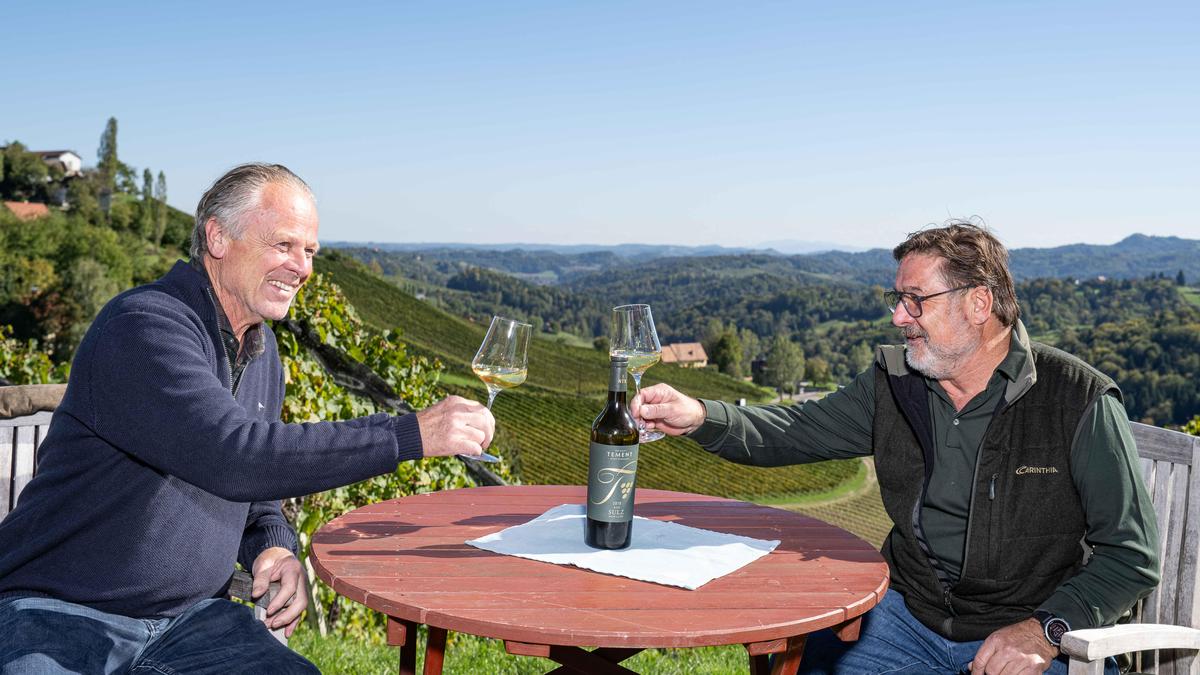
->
[586,354,640,549]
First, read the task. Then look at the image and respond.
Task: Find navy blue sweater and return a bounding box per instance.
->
[0,261,423,618]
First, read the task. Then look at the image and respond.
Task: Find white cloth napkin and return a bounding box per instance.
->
[465,503,780,590]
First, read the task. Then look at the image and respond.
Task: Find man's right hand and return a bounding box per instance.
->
[632,383,707,436]
[415,395,495,457]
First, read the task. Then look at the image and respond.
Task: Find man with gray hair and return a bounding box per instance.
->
[0,163,495,673]
[634,222,1159,674]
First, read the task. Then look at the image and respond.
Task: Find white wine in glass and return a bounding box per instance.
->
[472,364,528,395]
[467,316,531,462]
[609,350,661,378]
[610,304,664,442]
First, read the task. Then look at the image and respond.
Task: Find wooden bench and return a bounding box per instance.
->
[0,387,286,644]
[1064,421,1200,674]
[0,409,51,516]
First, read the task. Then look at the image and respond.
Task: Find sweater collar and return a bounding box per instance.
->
[166,260,265,361]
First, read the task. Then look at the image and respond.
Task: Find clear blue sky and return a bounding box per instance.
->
[3,1,1196,250]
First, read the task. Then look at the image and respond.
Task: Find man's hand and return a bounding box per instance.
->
[631,383,707,436]
[251,546,307,637]
[969,618,1057,674]
[415,395,495,457]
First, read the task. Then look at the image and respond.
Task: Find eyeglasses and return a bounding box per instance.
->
[883,285,974,318]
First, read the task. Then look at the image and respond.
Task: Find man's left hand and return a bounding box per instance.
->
[969,618,1057,674]
[251,546,307,637]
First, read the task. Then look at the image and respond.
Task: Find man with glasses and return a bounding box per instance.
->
[634,222,1158,674]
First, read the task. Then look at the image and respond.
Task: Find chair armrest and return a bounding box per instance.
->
[1061,624,1200,661]
[228,569,287,645]
[228,569,263,603]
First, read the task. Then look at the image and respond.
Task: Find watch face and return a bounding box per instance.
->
[1045,617,1070,645]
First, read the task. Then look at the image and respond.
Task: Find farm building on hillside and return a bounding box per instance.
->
[3,201,51,220]
[662,342,708,368]
[33,150,83,177]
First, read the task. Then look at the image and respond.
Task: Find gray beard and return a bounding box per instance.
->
[902,329,981,380]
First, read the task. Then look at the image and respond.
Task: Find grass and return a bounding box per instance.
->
[540,330,596,349]
[290,624,752,674]
[752,459,868,506]
[1181,286,1200,308]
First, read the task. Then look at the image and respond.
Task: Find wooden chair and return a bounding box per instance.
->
[1063,421,1200,674]
[0,385,286,644]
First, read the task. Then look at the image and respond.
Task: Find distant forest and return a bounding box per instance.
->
[334,244,1200,427]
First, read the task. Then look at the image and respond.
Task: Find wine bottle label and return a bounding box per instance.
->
[587,442,639,523]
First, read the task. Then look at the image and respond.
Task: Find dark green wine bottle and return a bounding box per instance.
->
[586,354,640,549]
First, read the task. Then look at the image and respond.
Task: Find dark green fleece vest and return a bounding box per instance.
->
[873,342,1117,641]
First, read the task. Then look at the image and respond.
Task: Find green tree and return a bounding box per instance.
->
[66,175,102,221]
[154,171,168,246]
[700,317,726,355]
[848,341,874,374]
[141,169,155,237]
[1177,270,1187,287]
[710,330,743,377]
[0,256,58,308]
[739,327,762,370]
[0,142,49,201]
[0,325,69,384]
[765,334,805,395]
[116,162,138,194]
[97,117,119,195]
[62,258,121,350]
[1185,415,1200,436]
[806,356,832,386]
[108,195,138,231]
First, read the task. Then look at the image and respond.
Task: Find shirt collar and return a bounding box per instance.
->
[994,327,1026,384]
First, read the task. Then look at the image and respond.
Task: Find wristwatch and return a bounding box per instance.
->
[1033,610,1071,647]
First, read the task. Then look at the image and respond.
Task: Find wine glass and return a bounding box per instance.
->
[465,316,531,462]
[610,304,664,442]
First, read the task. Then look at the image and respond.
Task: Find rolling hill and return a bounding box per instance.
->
[313,254,860,500]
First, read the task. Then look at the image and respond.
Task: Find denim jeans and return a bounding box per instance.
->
[0,595,318,675]
[796,590,1119,675]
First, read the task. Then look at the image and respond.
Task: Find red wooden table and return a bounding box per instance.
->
[310,485,889,674]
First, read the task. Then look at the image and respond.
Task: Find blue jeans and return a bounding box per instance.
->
[0,595,318,675]
[796,590,1119,675]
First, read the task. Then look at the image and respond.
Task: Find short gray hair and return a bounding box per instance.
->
[893,218,1020,327]
[190,163,315,262]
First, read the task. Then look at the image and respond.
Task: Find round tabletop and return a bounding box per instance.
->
[310,485,889,649]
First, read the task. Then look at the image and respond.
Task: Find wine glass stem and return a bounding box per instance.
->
[631,373,645,432]
[486,388,499,409]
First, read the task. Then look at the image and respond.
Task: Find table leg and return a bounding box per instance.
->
[505,641,642,674]
[423,626,447,675]
[746,635,806,675]
[387,617,418,675]
[833,616,863,642]
[386,618,449,675]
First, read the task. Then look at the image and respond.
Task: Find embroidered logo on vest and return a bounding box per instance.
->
[1015,465,1059,475]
